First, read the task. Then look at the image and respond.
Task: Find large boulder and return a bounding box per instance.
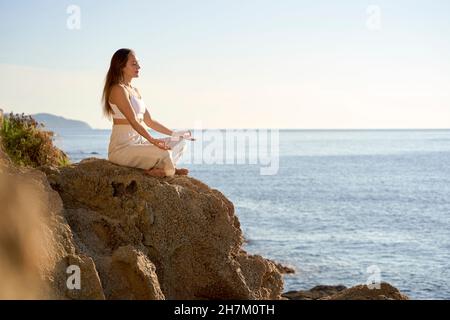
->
[41,158,283,300]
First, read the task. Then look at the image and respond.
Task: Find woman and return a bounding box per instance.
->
[102,48,193,177]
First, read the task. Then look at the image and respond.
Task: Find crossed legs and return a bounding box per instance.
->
[143,137,189,177]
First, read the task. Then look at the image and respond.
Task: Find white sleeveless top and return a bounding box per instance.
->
[109,85,146,120]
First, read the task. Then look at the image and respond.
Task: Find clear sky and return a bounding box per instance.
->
[1,0,449,129]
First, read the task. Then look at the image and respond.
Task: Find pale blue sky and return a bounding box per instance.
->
[1,0,449,129]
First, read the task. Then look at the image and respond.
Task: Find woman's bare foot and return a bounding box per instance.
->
[175,168,189,176]
[145,168,166,177]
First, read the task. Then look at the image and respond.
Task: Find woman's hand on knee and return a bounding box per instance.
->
[150,138,172,150]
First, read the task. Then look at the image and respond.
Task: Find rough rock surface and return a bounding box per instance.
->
[282,285,347,300]
[40,157,283,300]
[282,283,409,300]
[323,282,409,300]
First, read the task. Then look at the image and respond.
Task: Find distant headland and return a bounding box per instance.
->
[32,113,92,130]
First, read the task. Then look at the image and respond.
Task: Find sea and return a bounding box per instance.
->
[52,128,450,300]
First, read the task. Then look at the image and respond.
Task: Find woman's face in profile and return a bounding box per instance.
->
[123,54,141,79]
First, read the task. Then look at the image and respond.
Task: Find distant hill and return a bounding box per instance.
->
[32,113,92,130]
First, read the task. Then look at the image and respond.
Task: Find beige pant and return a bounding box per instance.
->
[108,125,187,176]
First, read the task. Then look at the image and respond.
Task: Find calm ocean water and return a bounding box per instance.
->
[53,129,450,299]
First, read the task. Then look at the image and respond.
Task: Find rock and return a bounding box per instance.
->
[57,254,105,300]
[41,158,283,299]
[0,162,49,299]
[282,285,347,300]
[1,149,284,300]
[282,282,409,300]
[0,149,105,299]
[267,259,296,274]
[323,282,409,300]
[105,245,165,300]
[283,282,409,300]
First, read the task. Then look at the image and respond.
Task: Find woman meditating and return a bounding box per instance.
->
[102,48,193,177]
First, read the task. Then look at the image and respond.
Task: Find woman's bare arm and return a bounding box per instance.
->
[143,110,173,136]
[110,85,162,146]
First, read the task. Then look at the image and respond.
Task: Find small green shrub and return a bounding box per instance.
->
[0,112,70,168]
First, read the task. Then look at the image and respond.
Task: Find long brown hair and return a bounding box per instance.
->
[102,48,134,119]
